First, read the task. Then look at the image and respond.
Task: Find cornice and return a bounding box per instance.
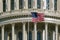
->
[0,17,60,26]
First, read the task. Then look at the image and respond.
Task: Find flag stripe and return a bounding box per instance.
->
[31,12,44,22]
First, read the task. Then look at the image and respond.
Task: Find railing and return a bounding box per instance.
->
[0,9,60,19]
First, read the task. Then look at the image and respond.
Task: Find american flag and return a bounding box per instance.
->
[31,12,44,22]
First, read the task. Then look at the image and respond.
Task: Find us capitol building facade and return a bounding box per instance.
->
[0,0,60,40]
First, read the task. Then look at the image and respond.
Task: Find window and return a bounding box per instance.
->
[4,32,8,40]
[37,32,41,40]
[48,32,53,40]
[3,0,6,12]
[37,0,41,8]
[29,31,32,40]
[9,33,12,40]
[11,0,14,10]
[19,0,23,9]
[28,0,32,8]
[46,0,49,9]
[54,0,57,10]
[18,32,23,40]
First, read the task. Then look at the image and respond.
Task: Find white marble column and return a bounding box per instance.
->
[32,23,37,40]
[12,24,15,40]
[14,0,19,10]
[43,0,47,9]
[15,32,17,40]
[0,0,3,12]
[45,23,48,40]
[7,34,9,40]
[41,0,43,9]
[52,0,54,10]
[34,23,37,40]
[23,23,27,40]
[57,0,60,11]
[6,0,8,11]
[49,0,54,10]
[6,0,11,11]
[43,30,45,40]
[16,32,18,40]
[33,0,37,9]
[53,31,55,40]
[55,24,58,40]
[2,25,4,40]
[23,0,28,9]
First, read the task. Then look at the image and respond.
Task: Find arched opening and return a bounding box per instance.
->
[18,31,23,40]
[37,31,42,40]
[27,31,32,40]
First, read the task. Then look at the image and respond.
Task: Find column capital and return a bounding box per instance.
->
[56,24,59,26]
[34,22,37,25]
[45,22,48,24]
[1,25,4,29]
[22,22,26,24]
[34,22,37,30]
[11,23,15,26]
[23,22,26,29]
[1,25,4,27]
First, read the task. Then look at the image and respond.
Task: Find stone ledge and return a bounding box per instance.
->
[0,17,60,26]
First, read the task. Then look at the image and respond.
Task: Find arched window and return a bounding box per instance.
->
[18,32,23,40]
[37,31,41,40]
